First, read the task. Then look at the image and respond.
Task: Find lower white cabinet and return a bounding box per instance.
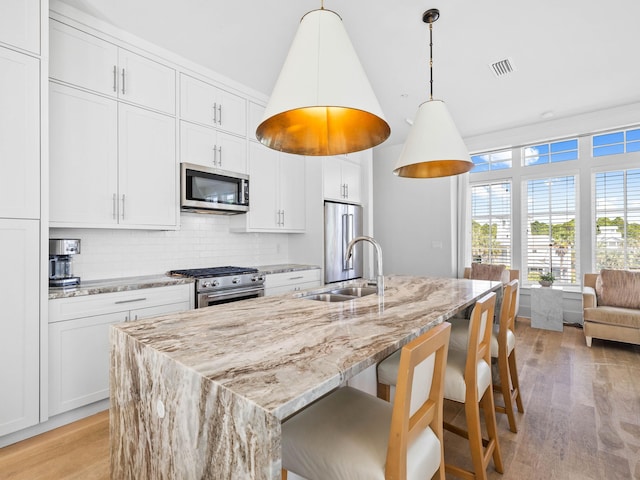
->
[264,269,322,296]
[48,284,192,416]
[0,219,40,437]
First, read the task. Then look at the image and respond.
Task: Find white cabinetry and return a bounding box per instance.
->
[0,47,40,219]
[49,83,177,229]
[50,20,176,115]
[180,73,246,136]
[232,143,305,232]
[323,155,362,203]
[48,284,192,416]
[0,219,40,436]
[248,101,265,143]
[180,121,246,173]
[264,269,322,296]
[0,0,40,54]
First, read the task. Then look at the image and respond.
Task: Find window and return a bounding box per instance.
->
[470,151,512,173]
[470,181,511,266]
[593,128,640,157]
[523,139,578,166]
[525,176,577,284]
[594,169,640,269]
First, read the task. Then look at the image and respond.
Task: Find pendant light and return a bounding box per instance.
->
[256,4,390,156]
[393,9,472,178]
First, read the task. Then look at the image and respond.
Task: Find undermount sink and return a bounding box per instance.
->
[329,286,377,297]
[301,285,377,302]
[302,293,357,302]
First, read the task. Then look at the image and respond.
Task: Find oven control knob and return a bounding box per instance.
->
[232,277,240,284]
[202,281,211,288]
[212,280,220,287]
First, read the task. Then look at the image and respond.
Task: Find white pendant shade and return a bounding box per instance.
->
[256,8,390,156]
[393,99,472,178]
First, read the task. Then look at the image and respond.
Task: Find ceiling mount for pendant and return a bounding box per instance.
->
[392,8,472,179]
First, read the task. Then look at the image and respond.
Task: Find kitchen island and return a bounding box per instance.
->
[110,275,499,479]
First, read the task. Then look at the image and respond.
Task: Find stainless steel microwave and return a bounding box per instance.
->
[180,163,249,214]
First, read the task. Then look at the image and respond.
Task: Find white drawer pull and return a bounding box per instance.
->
[115,297,147,305]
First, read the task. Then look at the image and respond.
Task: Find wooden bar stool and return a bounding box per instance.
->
[281,322,451,480]
[377,293,503,480]
[449,280,524,433]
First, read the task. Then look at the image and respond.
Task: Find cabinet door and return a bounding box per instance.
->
[180,121,216,168]
[0,219,39,436]
[129,301,192,322]
[50,20,119,97]
[0,47,40,219]
[180,74,246,136]
[248,102,265,143]
[341,159,362,203]
[118,103,177,228]
[0,0,40,54]
[279,153,306,231]
[49,83,118,226]
[323,156,345,201]
[217,131,247,174]
[118,48,176,115]
[48,311,126,416]
[246,142,279,230]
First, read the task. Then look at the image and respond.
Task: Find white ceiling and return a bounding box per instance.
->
[57,0,640,148]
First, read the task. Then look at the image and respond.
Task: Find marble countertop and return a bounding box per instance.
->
[110,274,500,479]
[255,264,320,275]
[48,274,194,300]
[48,264,319,299]
[113,274,496,419]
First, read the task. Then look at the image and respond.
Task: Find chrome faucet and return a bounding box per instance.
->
[345,236,384,296]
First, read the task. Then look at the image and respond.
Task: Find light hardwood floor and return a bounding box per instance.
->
[1,320,638,480]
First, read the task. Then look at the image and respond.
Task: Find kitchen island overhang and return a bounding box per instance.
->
[110,275,500,479]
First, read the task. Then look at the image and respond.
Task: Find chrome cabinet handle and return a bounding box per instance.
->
[121,194,125,220]
[112,193,117,220]
[218,146,222,167]
[121,68,126,94]
[345,184,349,198]
[213,103,218,123]
[281,210,285,226]
[218,104,222,125]
[113,66,117,92]
[213,146,218,166]
[115,297,147,304]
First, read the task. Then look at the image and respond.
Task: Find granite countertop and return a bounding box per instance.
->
[48,274,194,300]
[110,274,500,479]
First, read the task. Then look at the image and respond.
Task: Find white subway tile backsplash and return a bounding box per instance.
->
[50,214,289,281]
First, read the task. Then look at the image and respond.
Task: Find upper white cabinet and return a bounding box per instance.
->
[323,155,362,203]
[0,219,40,436]
[232,143,305,232]
[180,73,246,137]
[0,0,40,54]
[180,121,246,174]
[248,101,266,143]
[0,46,40,219]
[50,83,177,229]
[50,20,176,115]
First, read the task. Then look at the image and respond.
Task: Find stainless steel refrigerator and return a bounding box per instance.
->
[324,201,363,284]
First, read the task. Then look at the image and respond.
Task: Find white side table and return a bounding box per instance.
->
[531,285,563,331]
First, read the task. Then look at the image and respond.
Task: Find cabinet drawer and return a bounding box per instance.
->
[49,284,192,322]
[264,270,321,289]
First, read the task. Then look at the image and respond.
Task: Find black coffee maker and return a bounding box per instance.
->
[49,239,81,287]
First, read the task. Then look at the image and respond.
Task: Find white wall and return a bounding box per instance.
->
[372,144,458,277]
[50,213,290,281]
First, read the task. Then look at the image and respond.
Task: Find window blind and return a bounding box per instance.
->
[471,181,511,266]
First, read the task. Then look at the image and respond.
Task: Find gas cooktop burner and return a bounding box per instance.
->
[168,266,259,278]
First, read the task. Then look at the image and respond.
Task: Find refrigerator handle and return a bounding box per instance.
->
[343,213,354,270]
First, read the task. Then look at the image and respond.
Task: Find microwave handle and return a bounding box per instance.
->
[241,180,248,205]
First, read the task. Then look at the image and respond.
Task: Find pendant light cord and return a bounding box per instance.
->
[429,21,434,101]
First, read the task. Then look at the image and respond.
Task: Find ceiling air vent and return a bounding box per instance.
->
[490,58,515,78]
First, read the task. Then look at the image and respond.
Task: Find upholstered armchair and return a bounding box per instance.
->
[583,270,640,347]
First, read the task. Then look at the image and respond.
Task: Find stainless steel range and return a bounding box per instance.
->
[168,266,265,308]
